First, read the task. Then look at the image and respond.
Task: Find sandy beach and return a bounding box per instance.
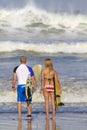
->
[0,103,87,130]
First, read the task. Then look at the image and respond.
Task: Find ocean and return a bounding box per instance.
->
[0,0,87,113]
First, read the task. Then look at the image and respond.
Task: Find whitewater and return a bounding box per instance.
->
[0,41,87,54]
[0,4,87,42]
[0,4,87,54]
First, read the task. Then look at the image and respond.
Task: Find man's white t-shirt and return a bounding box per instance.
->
[13,64,34,85]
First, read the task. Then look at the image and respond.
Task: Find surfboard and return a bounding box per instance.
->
[26,74,32,101]
[54,76,62,107]
[32,64,42,82]
[26,64,42,101]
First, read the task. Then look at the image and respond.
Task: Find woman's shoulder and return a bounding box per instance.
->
[41,68,46,73]
[42,68,49,74]
[53,69,57,74]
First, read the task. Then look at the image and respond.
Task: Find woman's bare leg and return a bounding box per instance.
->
[50,92,56,120]
[43,90,50,119]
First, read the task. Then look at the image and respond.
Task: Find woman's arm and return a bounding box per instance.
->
[41,69,45,91]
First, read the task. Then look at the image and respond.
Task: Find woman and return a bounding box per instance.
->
[41,59,61,120]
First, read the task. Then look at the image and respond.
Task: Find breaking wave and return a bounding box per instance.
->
[0,41,87,54]
[0,4,87,40]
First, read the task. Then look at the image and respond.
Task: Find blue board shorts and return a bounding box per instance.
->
[17,84,32,102]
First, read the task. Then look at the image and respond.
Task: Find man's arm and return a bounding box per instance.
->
[12,73,17,92]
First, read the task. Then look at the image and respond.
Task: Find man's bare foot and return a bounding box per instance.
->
[27,115,32,120]
[18,115,22,121]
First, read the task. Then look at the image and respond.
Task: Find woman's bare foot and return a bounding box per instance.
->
[50,115,55,120]
[46,115,50,120]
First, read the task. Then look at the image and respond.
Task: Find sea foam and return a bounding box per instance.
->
[0,41,87,54]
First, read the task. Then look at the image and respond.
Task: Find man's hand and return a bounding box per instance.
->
[34,87,36,91]
[12,86,16,92]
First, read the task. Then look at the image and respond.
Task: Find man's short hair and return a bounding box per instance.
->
[20,56,27,63]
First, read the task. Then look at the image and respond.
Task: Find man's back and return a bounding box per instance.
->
[14,64,33,85]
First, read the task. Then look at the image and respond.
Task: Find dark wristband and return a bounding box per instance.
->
[12,86,15,88]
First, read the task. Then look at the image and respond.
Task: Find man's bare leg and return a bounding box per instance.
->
[17,119,22,130]
[17,102,22,120]
[45,119,49,130]
[27,102,32,119]
[27,120,32,130]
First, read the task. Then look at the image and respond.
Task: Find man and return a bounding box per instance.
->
[12,56,36,120]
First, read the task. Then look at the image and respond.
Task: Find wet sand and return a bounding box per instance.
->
[0,112,87,130]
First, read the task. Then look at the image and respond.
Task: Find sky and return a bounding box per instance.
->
[0,0,87,14]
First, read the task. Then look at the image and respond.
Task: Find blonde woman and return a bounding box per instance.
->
[41,59,61,120]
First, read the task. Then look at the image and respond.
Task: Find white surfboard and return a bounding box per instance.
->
[32,64,42,82]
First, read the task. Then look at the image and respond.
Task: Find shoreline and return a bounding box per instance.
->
[1,102,87,113]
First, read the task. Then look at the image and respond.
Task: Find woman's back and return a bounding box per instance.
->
[42,68,55,86]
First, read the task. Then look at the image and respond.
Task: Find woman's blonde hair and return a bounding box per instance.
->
[44,58,53,70]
